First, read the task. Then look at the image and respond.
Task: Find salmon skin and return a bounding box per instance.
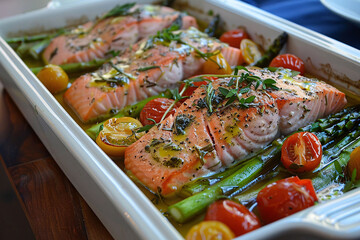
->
[43,4,197,65]
[124,67,347,196]
[64,27,242,123]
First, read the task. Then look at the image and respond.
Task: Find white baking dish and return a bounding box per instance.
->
[0,0,360,239]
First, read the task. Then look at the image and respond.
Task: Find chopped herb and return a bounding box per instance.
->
[163,157,183,168]
[195,144,214,166]
[136,66,160,72]
[205,82,215,113]
[174,114,194,135]
[136,124,155,133]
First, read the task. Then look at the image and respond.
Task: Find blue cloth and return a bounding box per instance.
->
[241,0,360,49]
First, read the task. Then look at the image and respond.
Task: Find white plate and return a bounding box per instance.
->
[321,0,360,26]
[0,0,360,239]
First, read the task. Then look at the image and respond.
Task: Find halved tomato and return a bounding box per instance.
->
[257,176,318,224]
[96,117,144,157]
[186,221,235,240]
[139,98,180,126]
[269,54,305,75]
[240,39,262,65]
[202,52,232,75]
[281,132,322,173]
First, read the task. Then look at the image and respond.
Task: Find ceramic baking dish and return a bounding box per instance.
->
[0,0,360,239]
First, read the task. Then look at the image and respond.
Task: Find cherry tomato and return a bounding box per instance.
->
[219,29,250,48]
[202,52,232,75]
[257,176,318,224]
[281,132,322,173]
[269,54,305,75]
[204,200,261,237]
[179,76,217,99]
[186,221,235,240]
[37,64,69,93]
[240,39,262,65]
[96,117,144,157]
[347,146,360,180]
[140,98,179,126]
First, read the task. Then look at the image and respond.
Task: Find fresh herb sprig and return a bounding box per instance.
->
[144,25,223,68]
[136,76,213,133]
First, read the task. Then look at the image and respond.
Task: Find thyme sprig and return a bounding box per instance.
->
[144,25,223,68]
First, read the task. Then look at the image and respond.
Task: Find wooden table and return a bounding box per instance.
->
[0,89,113,240]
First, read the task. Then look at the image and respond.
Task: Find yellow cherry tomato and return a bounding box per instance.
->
[96,117,144,157]
[186,221,235,240]
[347,146,360,180]
[240,39,262,65]
[202,52,232,75]
[36,64,69,94]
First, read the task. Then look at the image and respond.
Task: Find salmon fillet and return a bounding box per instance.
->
[124,67,347,196]
[64,27,242,123]
[43,4,197,65]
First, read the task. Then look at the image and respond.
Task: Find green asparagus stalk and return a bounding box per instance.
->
[179,145,273,197]
[5,33,49,44]
[15,41,38,58]
[31,58,109,75]
[204,14,220,37]
[28,38,53,60]
[180,106,360,197]
[168,143,282,223]
[253,32,288,68]
[312,135,360,191]
[233,125,360,205]
[168,106,360,223]
[86,90,173,140]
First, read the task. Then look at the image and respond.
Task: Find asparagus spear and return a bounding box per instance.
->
[253,32,288,68]
[180,106,360,197]
[168,106,360,223]
[204,14,220,37]
[86,90,173,140]
[233,125,360,205]
[5,33,49,44]
[168,143,282,223]
[31,58,109,75]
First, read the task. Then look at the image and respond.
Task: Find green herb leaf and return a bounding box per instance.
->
[245,95,256,103]
[290,70,300,77]
[170,88,181,101]
[351,168,357,183]
[102,3,136,19]
[136,124,155,133]
[218,87,229,97]
[136,66,160,72]
[334,160,344,177]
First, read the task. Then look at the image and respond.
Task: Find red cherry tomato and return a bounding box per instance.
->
[269,54,305,75]
[281,132,322,173]
[220,29,250,48]
[139,98,179,126]
[257,176,318,224]
[204,200,261,237]
[179,76,217,99]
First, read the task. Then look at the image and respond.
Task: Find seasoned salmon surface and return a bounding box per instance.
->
[43,4,197,65]
[124,68,347,196]
[64,27,242,122]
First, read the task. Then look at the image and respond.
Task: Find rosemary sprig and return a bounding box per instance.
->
[109,62,135,80]
[136,66,160,72]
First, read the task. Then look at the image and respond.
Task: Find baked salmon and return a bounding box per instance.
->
[124,67,347,196]
[64,27,242,123]
[43,4,197,65]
